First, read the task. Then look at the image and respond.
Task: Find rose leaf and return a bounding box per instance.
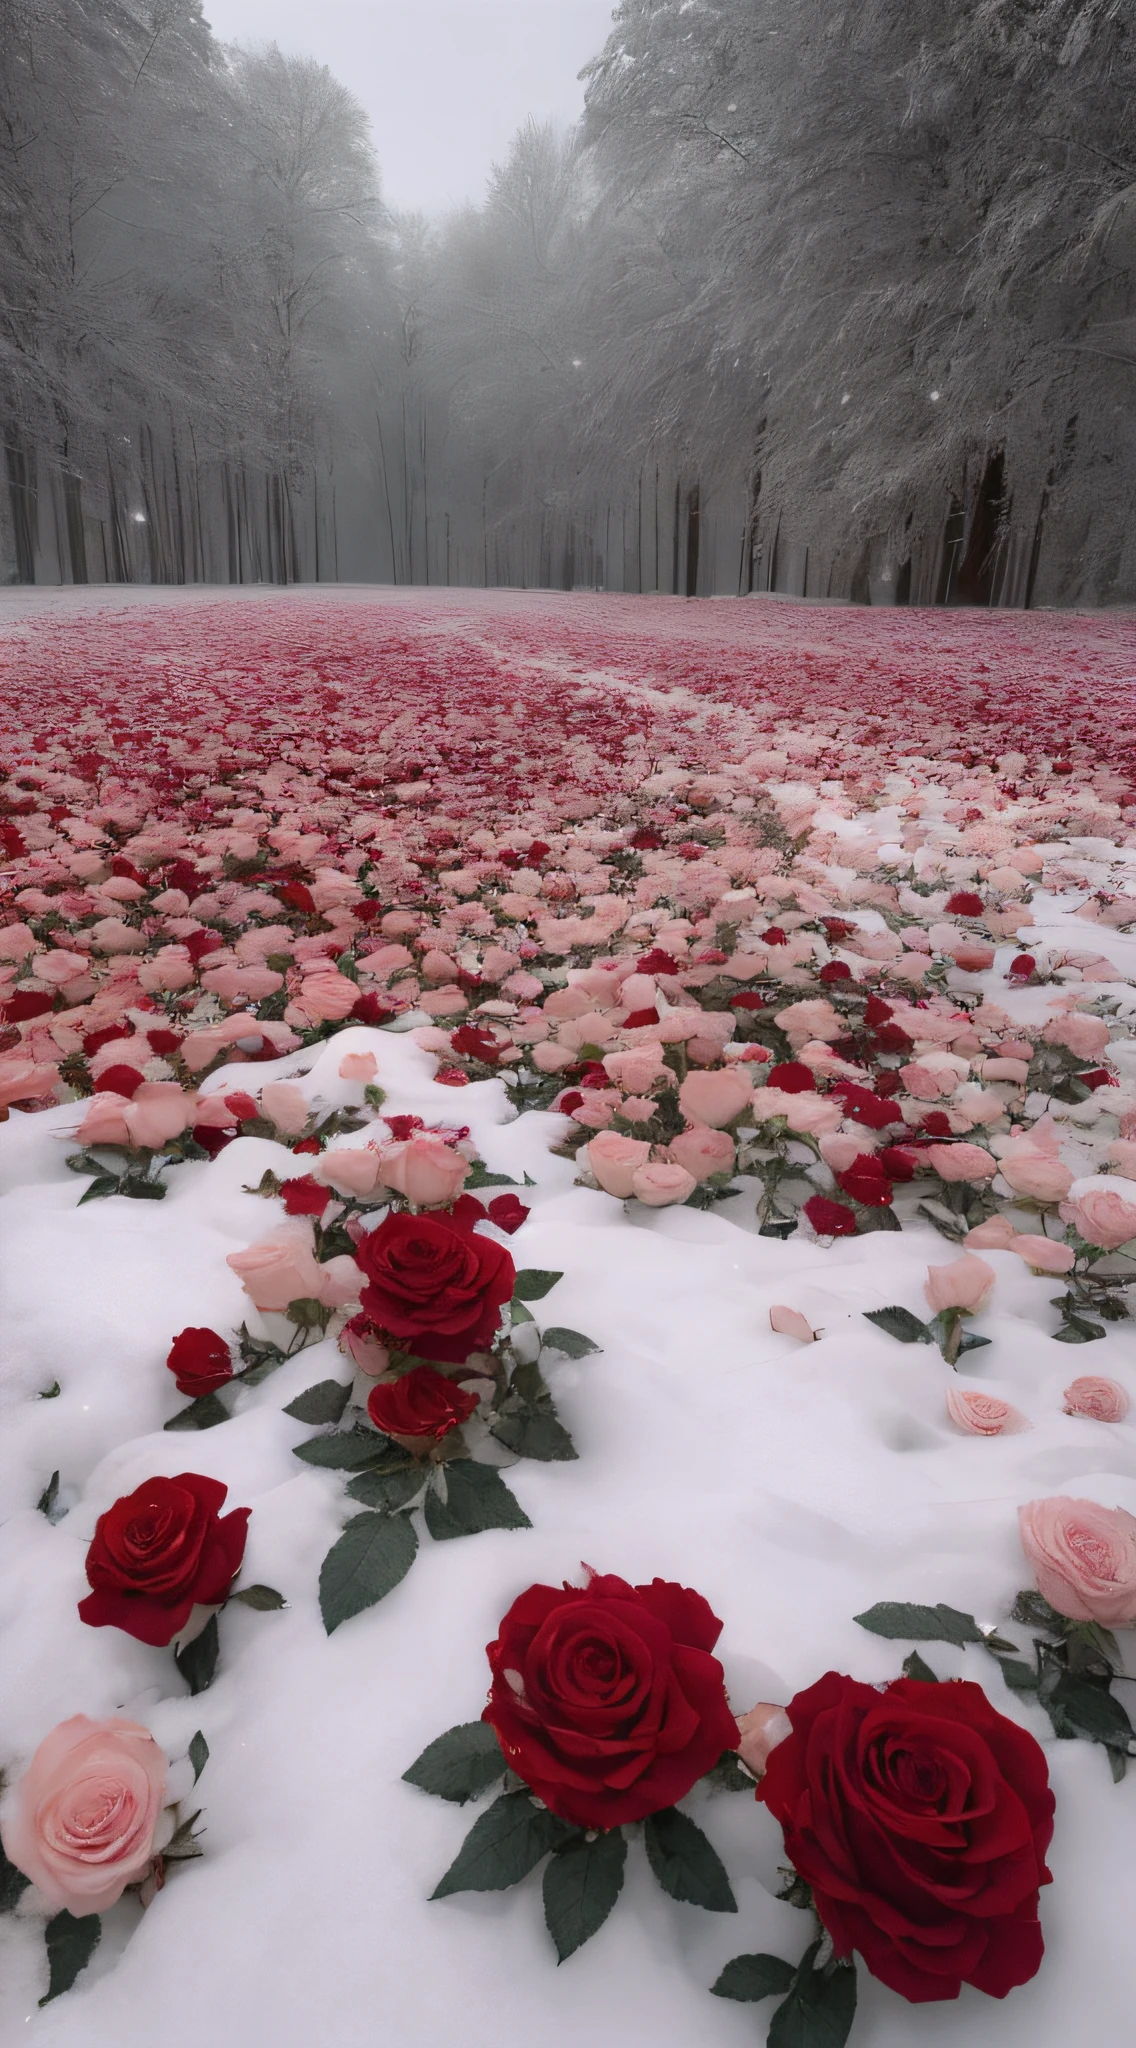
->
[861,1307,933,1344]
[430,1790,572,1899]
[403,1722,508,1804]
[283,1378,353,1425]
[643,1807,737,1913]
[768,1946,858,2048]
[423,1460,532,1541]
[0,1839,32,1914]
[39,1912,101,2006]
[543,1828,627,1961]
[293,1426,396,1471]
[227,1583,287,1610]
[539,1327,602,1359]
[318,1512,418,1634]
[35,1470,60,1519]
[512,1268,564,1302]
[853,1602,986,1647]
[346,1466,427,1512]
[77,1174,122,1205]
[164,1393,231,1432]
[188,1731,209,1784]
[174,1613,220,1696]
[901,1650,939,1683]
[711,1953,796,2002]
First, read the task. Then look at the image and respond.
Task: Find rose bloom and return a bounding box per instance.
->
[602,1045,672,1093]
[313,1146,384,1199]
[759,1673,1053,2001]
[586,1131,651,1197]
[375,1133,470,1207]
[0,1717,167,1913]
[925,1254,996,1315]
[78,1472,250,1646]
[677,1067,752,1128]
[227,1225,327,1310]
[1063,1376,1130,1423]
[965,1216,1018,1250]
[354,1210,514,1363]
[339,1312,391,1376]
[166,1326,233,1397]
[1042,1013,1110,1060]
[292,969,359,1023]
[259,1080,310,1135]
[668,1126,736,1181]
[735,1702,792,1778]
[366,1365,479,1443]
[1007,1234,1076,1275]
[923,1142,997,1183]
[1060,1178,1136,1250]
[1019,1496,1136,1624]
[945,1385,1027,1436]
[481,1571,738,1829]
[630,1160,698,1207]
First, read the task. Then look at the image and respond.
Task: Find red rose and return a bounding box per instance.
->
[366,1364,479,1441]
[766,1062,815,1094]
[831,1083,904,1130]
[78,1473,250,1647]
[759,1673,1054,2004]
[482,1571,738,1829]
[354,1210,514,1363]
[165,1327,233,1398]
[803,1194,858,1237]
[281,1173,331,1217]
[486,1192,530,1235]
[835,1154,893,1207]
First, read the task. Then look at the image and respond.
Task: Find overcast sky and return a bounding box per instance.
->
[202,0,618,215]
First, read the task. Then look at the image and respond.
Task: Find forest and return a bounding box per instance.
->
[2,0,1134,605]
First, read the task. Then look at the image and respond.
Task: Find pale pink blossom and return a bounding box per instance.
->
[668,1126,736,1181]
[259,1081,310,1135]
[1063,1377,1130,1423]
[227,1226,326,1309]
[1007,1235,1076,1275]
[677,1067,752,1128]
[965,1216,1018,1250]
[1019,1496,1136,1625]
[0,1716,167,1914]
[314,1147,385,1198]
[1042,1013,1110,1060]
[945,1386,1027,1436]
[603,1045,672,1093]
[924,1254,996,1315]
[586,1132,651,1197]
[375,1134,470,1207]
[769,1305,816,1343]
[630,1160,697,1206]
[1060,1178,1136,1250]
[924,1142,998,1183]
[338,1051,378,1082]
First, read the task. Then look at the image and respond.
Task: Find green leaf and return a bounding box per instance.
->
[995,1657,1040,1694]
[1040,1668,1136,1754]
[36,1470,60,1518]
[424,1460,532,1541]
[509,1299,535,1326]
[78,1174,121,1204]
[466,1163,516,1188]
[862,1306,932,1344]
[319,1512,418,1634]
[540,1327,602,1359]
[512,1268,564,1302]
[39,1381,60,1399]
[430,1790,572,1899]
[956,1330,993,1354]
[40,1911,101,2006]
[284,1378,352,1425]
[704,1750,757,1793]
[768,1948,858,2048]
[1053,1315,1106,1344]
[712,1954,796,2002]
[642,1807,737,1912]
[346,1466,426,1512]
[293,1426,394,1471]
[65,1151,111,1177]
[227,1583,287,1610]
[164,1392,230,1431]
[162,1809,204,1861]
[119,1175,167,1200]
[174,1614,220,1696]
[854,1204,902,1233]
[242,1169,284,1198]
[854,1602,986,1647]
[1011,1589,1066,1633]
[188,1731,209,1783]
[901,1650,940,1683]
[403,1722,508,1804]
[0,1839,31,1914]
[284,1296,331,1330]
[490,1402,577,1463]
[543,1828,627,1961]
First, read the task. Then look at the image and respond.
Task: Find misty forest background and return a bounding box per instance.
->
[2,0,1134,606]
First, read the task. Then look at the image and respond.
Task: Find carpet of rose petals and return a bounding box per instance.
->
[2,587,1136,2045]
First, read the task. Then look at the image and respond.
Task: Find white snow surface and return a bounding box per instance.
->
[1,1025,1134,2047]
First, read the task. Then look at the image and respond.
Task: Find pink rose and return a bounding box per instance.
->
[945,1386,1028,1436]
[123,1082,194,1149]
[603,1045,672,1094]
[924,1143,997,1183]
[676,1067,752,1128]
[1063,1377,1130,1423]
[314,1146,384,1198]
[1042,1013,1110,1060]
[1060,1179,1136,1250]
[735,1703,791,1780]
[75,1090,133,1147]
[965,1216,1018,1250]
[1107,1140,1136,1177]
[0,1058,58,1110]
[769,1305,816,1343]
[668,1126,736,1181]
[315,1254,363,1309]
[292,970,359,1024]
[0,1716,167,1913]
[630,1161,698,1207]
[227,1225,326,1309]
[571,1096,618,1131]
[1018,1496,1136,1625]
[819,1132,869,1173]
[1007,1235,1076,1275]
[339,1316,391,1376]
[375,1134,470,1207]
[1000,1143,1074,1202]
[259,1081,310,1136]
[586,1132,652,1197]
[924,1254,996,1315]
[338,1051,378,1081]
[532,1040,574,1073]
[620,1095,661,1124]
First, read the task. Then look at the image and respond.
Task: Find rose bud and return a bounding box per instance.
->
[585,1131,651,1197]
[924,1254,996,1316]
[630,1160,698,1207]
[339,1312,391,1377]
[366,1364,479,1444]
[165,1326,233,1398]
[945,1386,1028,1436]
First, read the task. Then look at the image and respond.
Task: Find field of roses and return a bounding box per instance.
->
[1,584,1135,2048]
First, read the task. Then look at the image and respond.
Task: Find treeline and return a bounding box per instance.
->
[3,0,1134,604]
